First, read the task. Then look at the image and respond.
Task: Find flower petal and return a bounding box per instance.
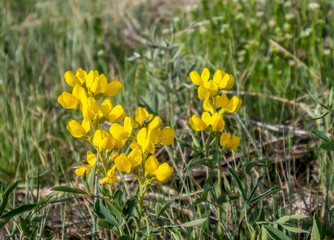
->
[154,163,173,182]
[201,68,210,82]
[145,155,159,175]
[64,71,81,87]
[189,71,202,86]
[87,151,97,167]
[158,127,175,145]
[57,91,80,109]
[66,120,87,138]
[104,80,122,96]
[198,85,210,100]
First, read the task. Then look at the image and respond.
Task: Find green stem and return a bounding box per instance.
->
[216,137,223,237]
[98,151,108,176]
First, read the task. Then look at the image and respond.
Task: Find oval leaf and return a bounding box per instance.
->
[183,218,207,228]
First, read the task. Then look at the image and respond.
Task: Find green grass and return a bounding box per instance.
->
[0,0,333,239]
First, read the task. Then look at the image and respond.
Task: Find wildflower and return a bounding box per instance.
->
[109,117,133,141]
[220,132,240,150]
[137,128,155,154]
[154,163,174,182]
[210,113,225,132]
[145,156,160,176]
[135,107,151,126]
[144,156,173,181]
[66,119,90,138]
[223,96,242,113]
[82,97,101,120]
[64,71,82,87]
[188,114,208,131]
[114,153,132,173]
[75,151,97,176]
[100,167,119,184]
[57,91,80,109]
[93,130,114,150]
[190,68,235,100]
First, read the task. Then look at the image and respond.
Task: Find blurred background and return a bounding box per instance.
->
[0,0,333,237]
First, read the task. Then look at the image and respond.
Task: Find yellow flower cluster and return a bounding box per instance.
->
[57,68,175,185]
[188,68,241,150]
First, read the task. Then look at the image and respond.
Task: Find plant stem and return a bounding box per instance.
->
[237,203,256,240]
[216,139,223,238]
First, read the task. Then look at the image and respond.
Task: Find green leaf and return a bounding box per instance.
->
[217,195,238,205]
[98,219,114,230]
[307,90,330,110]
[329,87,334,108]
[229,168,247,201]
[310,111,330,120]
[320,142,334,151]
[0,218,9,229]
[264,225,292,240]
[115,237,132,240]
[311,215,322,240]
[19,216,29,235]
[280,224,308,233]
[93,200,122,227]
[312,130,330,143]
[157,199,174,217]
[250,187,281,204]
[1,204,36,219]
[253,207,266,228]
[247,176,264,203]
[0,181,18,216]
[276,215,308,224]
[51,186,88,195]
[261,225,268,240]
[246,159,271,173]
[87,161,97,194]
[182,218,207,227]
[123,197,136,217]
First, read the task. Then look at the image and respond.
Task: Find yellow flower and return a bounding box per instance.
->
[114,153,132,173]
[109,117,132,141]
[220,132,240,150]
[210,113,225,132]
[212,70,234,90]
[144,155,173,181]
[203,98,214,112]
[93,130,114,150]
[190,68,218,100]
[137,128,155,154]
[81,97,103,120]
[104,79,122,97]
[224,96,242,113]
[144,156,173,181]
[66,119,90,138]
[86,70,106,95]
[64,71,81,87]
[145,155,159,176]
[72,85,87,104]
[86,70,122,97]
[154,163,173,182]
[57,91,80,109]
[157,126,175,145]
[189,115,208,131]
[100,167,119,184]
[135,107,149,126]
[100,99,125,123]
[75,68,88,84]
[215,94,229,109]
[75,151,97,176]
[127,148,142,168]
[148,116,162,130]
